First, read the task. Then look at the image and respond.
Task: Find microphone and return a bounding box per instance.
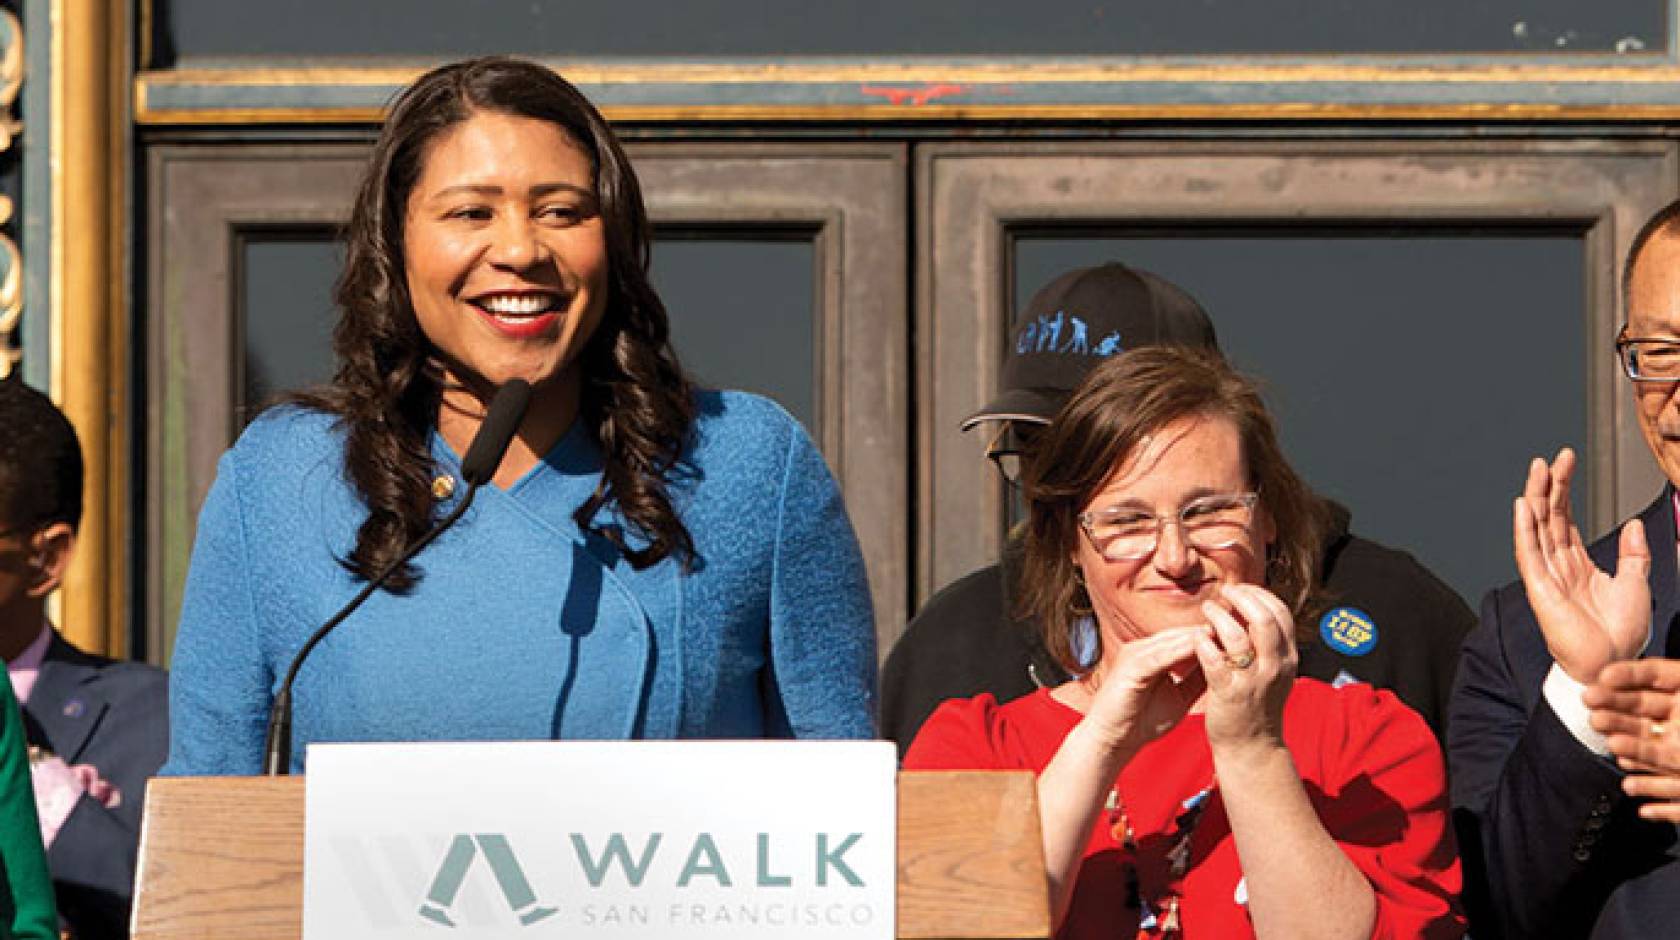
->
[460,379,531,486]
[261,379,533,775]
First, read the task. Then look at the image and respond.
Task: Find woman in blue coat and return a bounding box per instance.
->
[163,57,877,775]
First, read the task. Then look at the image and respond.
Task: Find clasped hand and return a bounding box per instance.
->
[1084,583,1296,759]
[1586,659,1680,821]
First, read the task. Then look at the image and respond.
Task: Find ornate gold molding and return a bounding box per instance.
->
[54,0,127,657]
[0,8,23,380]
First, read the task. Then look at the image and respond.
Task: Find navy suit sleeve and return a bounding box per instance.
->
[44,665,169,940]
[1449,585,1644,939]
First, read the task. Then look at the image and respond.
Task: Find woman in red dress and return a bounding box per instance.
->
[905,346,1463,940]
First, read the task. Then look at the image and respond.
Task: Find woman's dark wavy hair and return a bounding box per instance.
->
[296,56,695,588]
[1018,346,1329,675]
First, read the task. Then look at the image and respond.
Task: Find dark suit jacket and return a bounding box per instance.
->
[24,632,168,940]
[1450,489,1680,940]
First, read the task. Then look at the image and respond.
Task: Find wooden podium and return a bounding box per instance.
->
[132,771,1049,939]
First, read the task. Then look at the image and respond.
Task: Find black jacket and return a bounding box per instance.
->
[1449,489,1680,940]
[881,505,1475,757]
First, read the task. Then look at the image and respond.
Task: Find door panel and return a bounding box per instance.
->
[146,145,367,663]
[144,135,1677,663]
[1015,228,1584,602]
[918,141,1677,602]
[654,234,819,430]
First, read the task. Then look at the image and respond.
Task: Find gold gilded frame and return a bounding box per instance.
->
[133,54,1680,125]
[52,0,127,656]
[0,7,22,379]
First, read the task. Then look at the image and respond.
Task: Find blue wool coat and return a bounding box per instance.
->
[163,390,877,775]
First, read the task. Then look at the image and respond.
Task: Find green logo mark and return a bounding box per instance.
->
[417,834,558,928]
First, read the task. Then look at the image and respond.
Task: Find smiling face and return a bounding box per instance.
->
[1627,228,1680,487]
[402,109,610,407]
[1074,413,1274,645]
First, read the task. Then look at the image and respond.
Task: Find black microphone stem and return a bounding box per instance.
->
[260,485,480,775]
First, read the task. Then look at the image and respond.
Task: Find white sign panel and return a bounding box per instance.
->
[303,741,896,939]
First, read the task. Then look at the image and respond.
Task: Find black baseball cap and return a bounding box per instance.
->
[961,262,1218,430]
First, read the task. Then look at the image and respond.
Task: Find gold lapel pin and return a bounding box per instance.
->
[431,474,457,500]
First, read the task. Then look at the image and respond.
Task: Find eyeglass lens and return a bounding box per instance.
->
[1085,496,1256,560]
[1621,339,1680,381]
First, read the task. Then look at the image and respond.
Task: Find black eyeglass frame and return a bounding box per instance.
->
[1615,333,1680,383]
[982,419,1049,487]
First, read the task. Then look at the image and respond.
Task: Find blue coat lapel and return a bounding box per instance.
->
[559,529,668,738]
[430,422,672,740]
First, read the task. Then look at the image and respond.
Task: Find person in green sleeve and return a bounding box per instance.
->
[0,375,69,938]
[0,672,55,939]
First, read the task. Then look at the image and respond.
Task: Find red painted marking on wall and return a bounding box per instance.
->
[859,83,971,106]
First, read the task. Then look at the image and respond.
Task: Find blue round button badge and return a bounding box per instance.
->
[1319,607,1378,657]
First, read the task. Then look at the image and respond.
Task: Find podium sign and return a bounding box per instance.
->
[303,741,897,939]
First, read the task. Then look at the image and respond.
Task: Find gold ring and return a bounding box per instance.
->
[1226,651,1256,670]
[1650,720,1669,739]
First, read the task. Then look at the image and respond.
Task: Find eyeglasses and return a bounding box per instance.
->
[1077,492,1261,561]
[984,421,1045,486]
[1616,335,1680,382]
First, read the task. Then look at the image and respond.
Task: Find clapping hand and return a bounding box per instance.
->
[1513,449,1651,684]
[1082,625,1209,756]
[1193,583,1297,754]
[1587,658,1680,821]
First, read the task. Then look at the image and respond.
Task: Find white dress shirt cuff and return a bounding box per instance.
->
[1543,663,1612,758]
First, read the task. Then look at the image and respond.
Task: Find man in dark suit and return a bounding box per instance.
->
[0,375,168,940]
[1450,199,1680,939]
[882,262,1477,755]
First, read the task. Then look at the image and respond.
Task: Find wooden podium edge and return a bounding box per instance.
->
[133,770,1049,939]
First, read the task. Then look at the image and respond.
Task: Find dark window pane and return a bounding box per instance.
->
[653,233,819,432]
[163,0,1664,58]
[237,234,820,433]
[1015,230,1585,603]
[240,235,339,419]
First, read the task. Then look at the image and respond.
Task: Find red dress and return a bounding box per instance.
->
[903,679,1464,940]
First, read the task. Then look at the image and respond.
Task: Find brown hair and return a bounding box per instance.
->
[294,56,694,587]
[1018,346,1328,674]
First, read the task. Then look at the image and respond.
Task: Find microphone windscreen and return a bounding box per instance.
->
[460,379,533,486]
